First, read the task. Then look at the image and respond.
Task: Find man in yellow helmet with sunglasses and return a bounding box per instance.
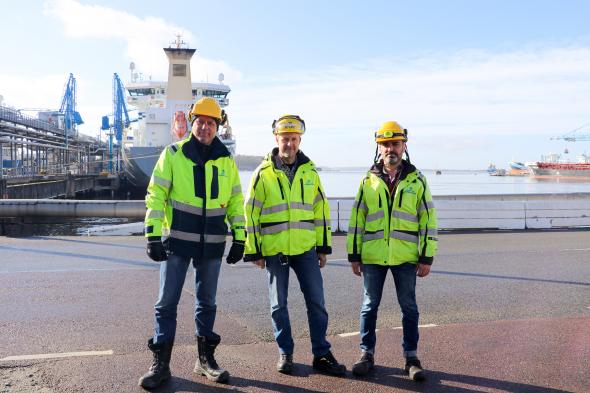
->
[244,114,346,376]
[347,121,438,381]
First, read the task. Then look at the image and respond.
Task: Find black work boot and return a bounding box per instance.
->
[138,338,173,390]
[312,350,346,376]
[352,351,374,376]
[404,357,425,381]
[194,336,229,383]
[277,353,294,374]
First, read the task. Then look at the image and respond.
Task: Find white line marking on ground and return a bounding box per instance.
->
[420,323,438,328]
[338,331,360,337]
[337,324,437,337]
[562,248,590,251]
[0,267,154,274]
[1,350,114,361]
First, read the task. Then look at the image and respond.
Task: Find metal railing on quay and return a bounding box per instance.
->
[0,106,64,135]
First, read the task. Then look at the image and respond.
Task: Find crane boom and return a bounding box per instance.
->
[553,123,590,142]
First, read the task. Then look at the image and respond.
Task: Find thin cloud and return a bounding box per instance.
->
[42,0,241,82]
[0,74,67,110]
[230,44,590,167]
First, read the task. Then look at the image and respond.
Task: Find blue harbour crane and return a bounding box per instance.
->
[60,73,84,142]
[101,73,135,173]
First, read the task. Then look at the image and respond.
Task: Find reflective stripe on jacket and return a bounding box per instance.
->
[145,135,245,258]
[347,160,437,266]
[244,149,331,259]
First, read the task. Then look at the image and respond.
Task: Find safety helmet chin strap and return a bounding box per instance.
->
[404,146,411,164]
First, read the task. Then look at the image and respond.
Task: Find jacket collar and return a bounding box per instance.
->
[369,159,416,182]
[181,133,230,166]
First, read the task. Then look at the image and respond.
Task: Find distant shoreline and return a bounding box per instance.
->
[234,158,489,173]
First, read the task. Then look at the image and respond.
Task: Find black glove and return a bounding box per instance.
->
[226,241,245,264]
[147,237,168,262]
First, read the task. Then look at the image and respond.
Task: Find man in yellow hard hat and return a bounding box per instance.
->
[244,115,346,376]
[347,121,437,381]
[139,97,245,389]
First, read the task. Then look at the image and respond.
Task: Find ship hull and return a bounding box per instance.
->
[122,146,161,190]
[530,168,590,177]
[528,163,590,177]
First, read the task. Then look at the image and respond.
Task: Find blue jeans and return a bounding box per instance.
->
[153,254,222,344]
[265,249,331,356]
[360,262,419,358]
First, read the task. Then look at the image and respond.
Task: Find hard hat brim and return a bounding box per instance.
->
[376,136,407,143]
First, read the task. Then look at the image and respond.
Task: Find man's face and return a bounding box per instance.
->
[378,140,405,167]
[275,132,301,162]
[192,115,217,145]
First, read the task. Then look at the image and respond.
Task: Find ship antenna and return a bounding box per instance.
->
[172,33,187,49]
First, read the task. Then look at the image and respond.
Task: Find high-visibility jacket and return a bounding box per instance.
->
[244,149,332,260]
[145,135,245,259]
[347,161,437,266]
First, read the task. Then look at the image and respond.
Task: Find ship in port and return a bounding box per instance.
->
[527,153,590,177]
[122,35,235,189]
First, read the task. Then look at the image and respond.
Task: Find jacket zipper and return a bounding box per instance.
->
[300,178,304,203]
[201,163,207,256]
[276,177,285,200]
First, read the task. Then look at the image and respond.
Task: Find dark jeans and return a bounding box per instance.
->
[360,262,419,358]
[265,249,331,356]
[153,254,222,344]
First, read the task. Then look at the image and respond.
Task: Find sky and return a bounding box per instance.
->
[1,0,590,169]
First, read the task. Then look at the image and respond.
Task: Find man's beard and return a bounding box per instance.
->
[384,153,399,166]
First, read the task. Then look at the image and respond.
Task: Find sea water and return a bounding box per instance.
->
[239,169,590,198]
[6,169,590,236]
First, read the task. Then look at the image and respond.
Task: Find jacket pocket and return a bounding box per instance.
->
[193,165,205,198]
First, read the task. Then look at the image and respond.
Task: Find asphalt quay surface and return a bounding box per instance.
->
[0,231,589,392]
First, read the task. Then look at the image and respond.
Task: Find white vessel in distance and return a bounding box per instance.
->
[123,35,235,189]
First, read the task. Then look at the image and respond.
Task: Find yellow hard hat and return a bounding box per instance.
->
[374,121,407,143]
[188,97,222,123]
[272,114,306,134]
